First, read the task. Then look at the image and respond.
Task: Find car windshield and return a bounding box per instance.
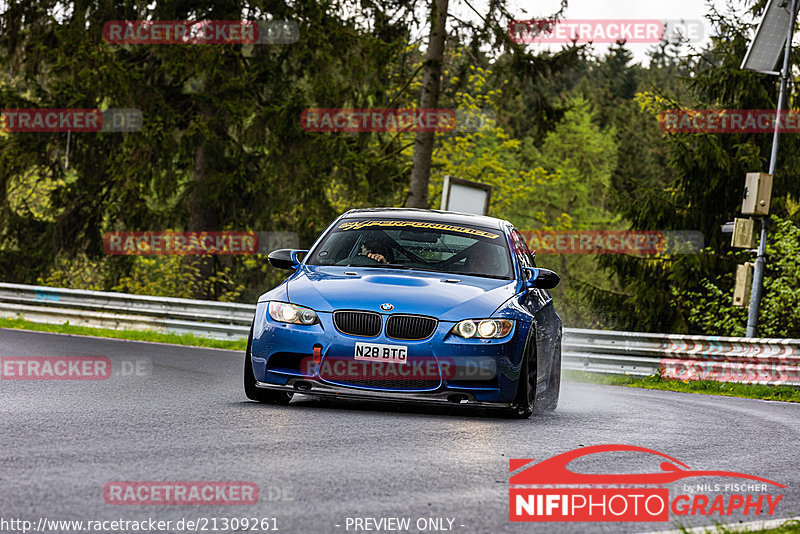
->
[306,218,514,279]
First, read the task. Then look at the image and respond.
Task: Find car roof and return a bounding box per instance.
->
[341,208,510,231]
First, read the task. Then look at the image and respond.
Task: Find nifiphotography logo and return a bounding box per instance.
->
[509,445,784,522]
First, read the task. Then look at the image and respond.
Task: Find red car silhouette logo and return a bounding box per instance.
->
[510,444,784,487]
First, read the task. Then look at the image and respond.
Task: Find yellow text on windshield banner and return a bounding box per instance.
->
[337,220,500,240]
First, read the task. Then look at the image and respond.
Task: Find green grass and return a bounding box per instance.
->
[0,317,246,351]
[565,370,800,403]
[732,520,800,533]
[676,519,800,533]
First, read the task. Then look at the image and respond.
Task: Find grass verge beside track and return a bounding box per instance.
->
[723,520,800,533]
[670,517,800,532]
[0,317,246,351]
[565,370,800,403]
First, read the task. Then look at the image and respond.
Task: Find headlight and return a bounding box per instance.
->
[451,319,513,339]
[268,302,318,325]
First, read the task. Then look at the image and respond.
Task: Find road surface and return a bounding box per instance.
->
[1,328,798,533]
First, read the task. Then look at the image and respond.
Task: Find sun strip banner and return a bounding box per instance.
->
[337,220,501,240]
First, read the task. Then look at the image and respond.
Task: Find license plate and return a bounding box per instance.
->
[354,342,408,364]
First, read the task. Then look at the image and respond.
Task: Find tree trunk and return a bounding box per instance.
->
[187,141,218,299]
[407,0,449,209]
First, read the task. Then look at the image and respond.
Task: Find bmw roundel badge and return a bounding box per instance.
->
[380,303,394,311]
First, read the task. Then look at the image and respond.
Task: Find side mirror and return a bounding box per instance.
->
[522,267,560,290]
[268,249,308,270]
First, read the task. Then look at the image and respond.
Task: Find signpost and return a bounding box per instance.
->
[740,0,799,337]
[439,176,492,215]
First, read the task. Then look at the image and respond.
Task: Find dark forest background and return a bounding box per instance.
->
[1,0,798,336]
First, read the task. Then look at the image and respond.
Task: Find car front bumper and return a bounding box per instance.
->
[255,377,514,409]
[251,303,533,405]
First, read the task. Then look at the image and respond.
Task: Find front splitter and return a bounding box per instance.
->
[255,378,511,409]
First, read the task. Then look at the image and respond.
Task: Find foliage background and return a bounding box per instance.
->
[1,0,798,336]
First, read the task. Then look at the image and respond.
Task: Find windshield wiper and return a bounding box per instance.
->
[357,263,446,274]
[375,263,419,270]
[458,271,511,280]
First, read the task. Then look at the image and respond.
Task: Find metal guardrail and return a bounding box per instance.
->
[0,283,252,340]
[562,329,667,376]
[563,328,800,385]
[1,283,798,385]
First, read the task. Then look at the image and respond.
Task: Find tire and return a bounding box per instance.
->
[243,323,293,405]
[508,336,536,419]
[536,337,561,412]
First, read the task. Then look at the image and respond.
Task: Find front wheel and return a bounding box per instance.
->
[536,339,560,412]
[508,339,536,419]
[243,324,293,405]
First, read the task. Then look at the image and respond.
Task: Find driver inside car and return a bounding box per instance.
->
[360,240,392,264]
[464,241,503,276]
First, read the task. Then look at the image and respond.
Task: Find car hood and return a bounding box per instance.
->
[285,266,519,321]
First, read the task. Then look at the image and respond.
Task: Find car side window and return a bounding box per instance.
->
[510,229,535,269]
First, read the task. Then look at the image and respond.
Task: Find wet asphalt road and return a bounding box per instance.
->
[1,328,799,534]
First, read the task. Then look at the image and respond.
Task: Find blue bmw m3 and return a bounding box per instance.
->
[244,208,562,418]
